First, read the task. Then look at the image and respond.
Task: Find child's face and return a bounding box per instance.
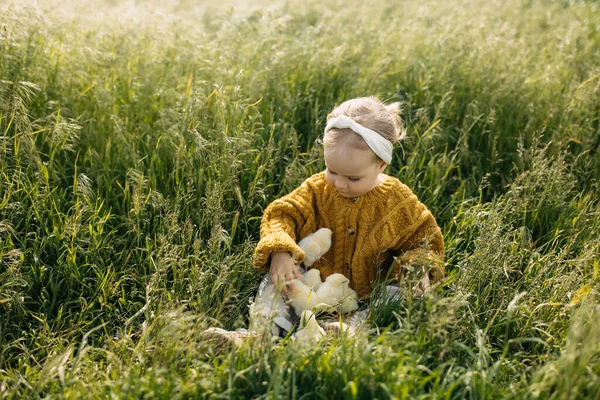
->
[324,146,387,198]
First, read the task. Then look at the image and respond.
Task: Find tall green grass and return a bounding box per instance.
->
[1,0,599,398]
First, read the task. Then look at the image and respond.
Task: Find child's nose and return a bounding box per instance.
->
[336,180,348,190]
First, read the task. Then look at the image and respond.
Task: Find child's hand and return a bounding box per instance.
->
[412,272,431,297]
[270,252,303,295]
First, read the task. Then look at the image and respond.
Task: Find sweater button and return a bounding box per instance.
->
[348,227,355,235]
[352,197,359,203]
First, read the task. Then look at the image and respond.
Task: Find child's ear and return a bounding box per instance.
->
[377,161,387,172]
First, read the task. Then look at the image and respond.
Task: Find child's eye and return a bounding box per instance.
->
[349,177,360,182]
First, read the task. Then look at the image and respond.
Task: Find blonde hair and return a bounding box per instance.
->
[323,97,406,155]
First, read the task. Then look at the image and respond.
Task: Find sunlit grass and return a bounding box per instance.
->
[1,0,599,398]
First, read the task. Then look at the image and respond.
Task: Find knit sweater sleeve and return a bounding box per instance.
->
[390,198,446,283]
[252,178,318,271]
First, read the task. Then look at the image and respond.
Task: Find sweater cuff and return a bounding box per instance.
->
[252,232,305,271]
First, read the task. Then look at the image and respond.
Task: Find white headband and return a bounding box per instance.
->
[324,115,393,164]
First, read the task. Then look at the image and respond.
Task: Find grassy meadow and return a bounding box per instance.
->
[1,0,599,398]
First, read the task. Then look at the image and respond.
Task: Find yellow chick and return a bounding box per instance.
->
[294,310,325,342]
[315,273,359,314]
[301,268,323,290]
[287,278,322,316]
[298,228,333,267]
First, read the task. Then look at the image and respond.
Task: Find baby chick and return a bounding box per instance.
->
[315,273,359,314]
[339,285,359,314]
[298,228,333,267]
[287,278,322,315]
[294,310,325,342]
[301,268,323,290]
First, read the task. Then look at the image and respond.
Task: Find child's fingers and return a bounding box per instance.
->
[271,271,280,286]
[278,278,289,295]
[284,269,296,282]
[293,269,303,279]
[272,273,287,294]
[281,269,298,294]
[277,279,294,295]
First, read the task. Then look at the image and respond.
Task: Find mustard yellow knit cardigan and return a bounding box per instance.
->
[252,172,445,298]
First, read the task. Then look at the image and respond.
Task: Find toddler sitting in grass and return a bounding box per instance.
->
[206,96,445,344]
